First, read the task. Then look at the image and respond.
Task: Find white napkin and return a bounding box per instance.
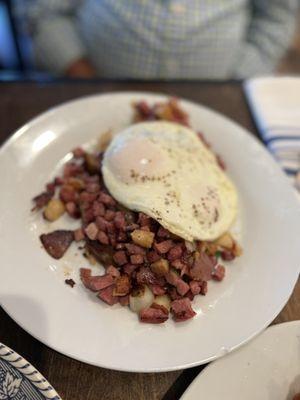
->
[244,77,300,190]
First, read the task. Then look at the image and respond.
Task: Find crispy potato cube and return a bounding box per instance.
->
[150,258,169,276]
[214,232,234,249]
[131,229,154,248]
[44,199,65,221]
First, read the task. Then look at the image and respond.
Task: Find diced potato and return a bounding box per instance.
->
[67,177,85,190]
[150,258,169,276]
[97,130,112,151]
[131,229,154,248]
[44,199,65,221]
[214,232,234,250]
[153,295,171,311]
[129,285,154,314]
[233,242,243,257]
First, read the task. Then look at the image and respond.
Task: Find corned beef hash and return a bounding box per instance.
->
[33,99,242,324]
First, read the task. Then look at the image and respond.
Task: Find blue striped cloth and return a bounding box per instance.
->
[244,77,300,190]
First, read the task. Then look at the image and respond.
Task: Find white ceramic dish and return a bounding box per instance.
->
[0,92,299,372]
[181,321,300,400]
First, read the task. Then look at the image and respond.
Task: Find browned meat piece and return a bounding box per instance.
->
[136,266,158,285]
[189,280,201,295]
[167,244,183,261]
[212,265,226,281]
[80,271,114,292]
[32,191,53,210]
[40,230,74,259]
[97,285,118,305]
[149,284,166,296]
[165,270,190,296]
[65,278,76,288]
[125,243,146,256]
[130,254,144,264]
[85,240,114,266]
[140,304,169,324]
[106,265,120,278]
[74,228,85,242]
[189,252,215,281]
[157,227,171,238]
[113,250,128,266]
[201,281,208,295]
[171,298,196,322]
[146,250,161,263]
[92,201,105,217]
[154,240,174,254]
[114,275,131,296]
[98,192,116,207]
[84,222,99,240]
[119,295,129,306]
[97,230,109,245]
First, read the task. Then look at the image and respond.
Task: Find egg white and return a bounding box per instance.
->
[102,121,238,241]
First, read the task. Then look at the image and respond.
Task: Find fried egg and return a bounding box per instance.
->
[102,121,238,241]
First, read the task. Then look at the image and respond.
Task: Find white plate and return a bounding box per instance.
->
[0,92,299,372]
[181,321,300,399]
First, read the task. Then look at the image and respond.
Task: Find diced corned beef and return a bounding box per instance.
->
[149,284,166,296]
[167,245,183,261]
[60,185,77,203]
[125,243,146,255]
[212,265,225,281]
[65,201,79,218]
[201,281,208,295]
[108,233,117,247]
[92,201,105,217]
[165,270,179,286]
[97,285,118,305]
[190,280,201,295]
[114,275,131,296]
[104,210,115,221]
[169,287,182,301]
[119,295,129,306]
[32,191,53,210]
[157,227,171,238]
[136,267,157,285]
[80,191,98,204]
[138,212,152,226]
[81,207,94,224]
[98,192,116,207]
[114,211,126,230]
[74,228,85,242]
[97,230,109,245]
[123,263,138,275]
[189,252,214,281]
[116,243,126,250]
[54,176,64,186]
[80,268,91,279]
[72,147,85,158]
[125,223,140,232]
[81,273,115,291]
[221,250,235,261]
[176,279,190,296]
[113,250,128,266]
[140,306,169,324]
[185,291,195,301]
[154,240,174,254]
[86,183,100,193]
[95,216,114,233]
[40,230,74,259]
[46,182,56,194]
[171,298,196,322]
[63,162,83,178]
[130,254,144,264]
[165,270,190,296]
[106,265,120,278]
[84,222,99,240]
[147,250,161,263]
[86,240,114,266]
[117,231,127,242]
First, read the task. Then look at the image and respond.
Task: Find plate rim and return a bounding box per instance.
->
[0,91,299,372]
[0,341,61,399]
[180,320,300,399]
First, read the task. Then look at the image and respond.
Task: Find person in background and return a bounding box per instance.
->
[15,0,298,79]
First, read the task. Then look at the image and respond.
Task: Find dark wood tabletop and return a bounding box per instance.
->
[0,81,299,400]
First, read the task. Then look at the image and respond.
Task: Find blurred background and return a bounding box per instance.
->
[0,0,300,80]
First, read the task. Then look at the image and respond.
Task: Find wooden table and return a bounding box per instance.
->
[0,81,299,400]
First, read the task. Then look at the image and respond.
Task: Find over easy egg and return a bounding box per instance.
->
[102,121,238,241]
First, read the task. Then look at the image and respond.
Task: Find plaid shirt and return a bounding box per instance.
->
[15,0,298,79]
